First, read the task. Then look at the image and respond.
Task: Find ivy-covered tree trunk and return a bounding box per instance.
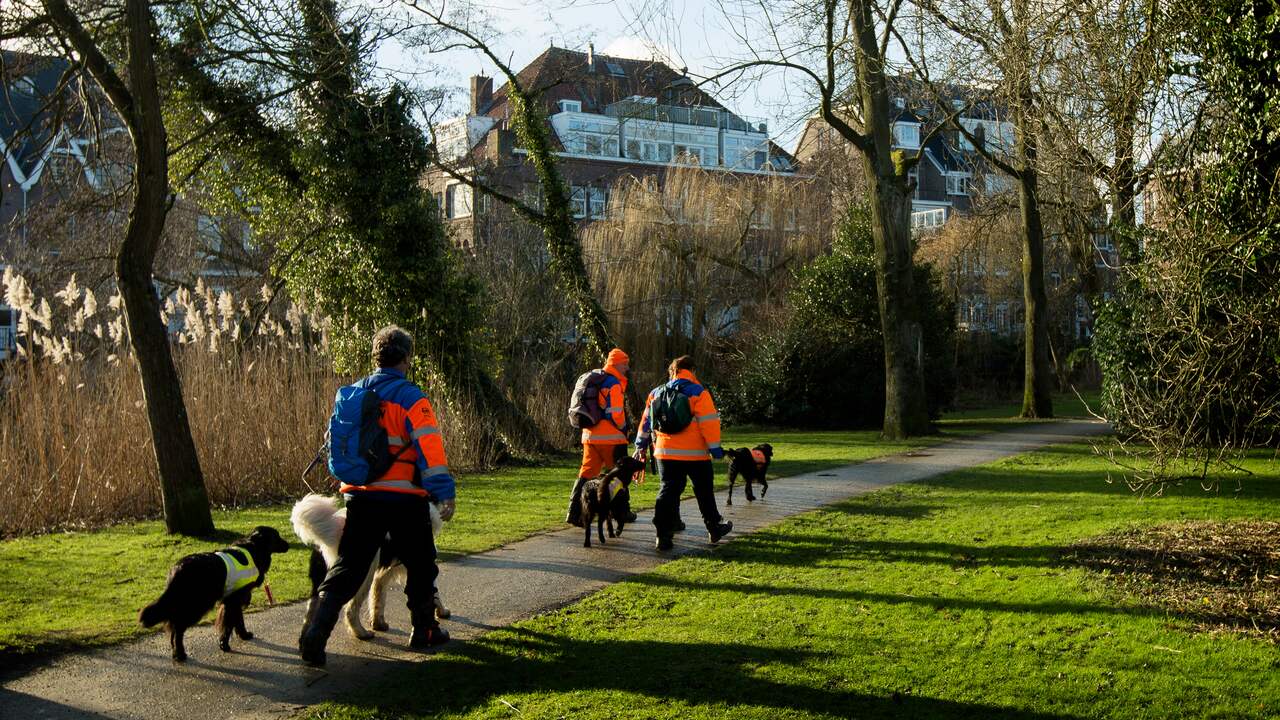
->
[165,1,552,459]
[294,0,552,457]
[505,90,615,360]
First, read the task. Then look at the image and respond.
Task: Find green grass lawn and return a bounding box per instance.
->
[945,389,1103,421]
[306,441,1280,720]
[1,424,997,664]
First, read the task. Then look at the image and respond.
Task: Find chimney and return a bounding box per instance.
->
[587,42,595,72]
[470,74,492,116]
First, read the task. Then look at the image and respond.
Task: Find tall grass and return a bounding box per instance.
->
[0,270,491,537]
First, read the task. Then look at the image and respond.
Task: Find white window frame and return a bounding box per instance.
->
[893,122,920,149]
[911,207,947,230]
[946,173,971,196]
[588,187,608,219]
[558,100,582,114]
[570,186,588,219]
[446,183,473,218]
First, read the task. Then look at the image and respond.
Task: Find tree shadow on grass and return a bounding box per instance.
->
[720,530,1063,571]
[918,464,1280,498]
[623,574,1151,621]
[343,626,1089,719]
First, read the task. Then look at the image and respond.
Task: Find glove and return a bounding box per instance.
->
[439,498,456,522]
[710,446,725,460]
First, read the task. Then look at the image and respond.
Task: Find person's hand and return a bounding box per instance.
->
[439,498,456,521]
[710,446,725,461]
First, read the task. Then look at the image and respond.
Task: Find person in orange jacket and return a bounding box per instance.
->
[634,355,732,551]
[566,348,633,527]
[299,326,453,666]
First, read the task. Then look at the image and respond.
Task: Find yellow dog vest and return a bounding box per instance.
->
[216,550,260,598]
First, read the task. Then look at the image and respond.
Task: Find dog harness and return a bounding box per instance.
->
[216,549,260,598]
[751,449,767,467]
[607,477,626,500]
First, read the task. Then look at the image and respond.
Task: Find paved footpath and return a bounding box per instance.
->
[1,421,1107,719]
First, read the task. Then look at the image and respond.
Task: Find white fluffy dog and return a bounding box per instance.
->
[291,494,449,641]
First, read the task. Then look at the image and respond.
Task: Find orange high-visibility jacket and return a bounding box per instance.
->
[634,369,722,461]
[339,368,454,500]
[581,362,628,446]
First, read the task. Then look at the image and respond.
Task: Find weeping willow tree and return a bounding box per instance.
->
[581,166,825,388]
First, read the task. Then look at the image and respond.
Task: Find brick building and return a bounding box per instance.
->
[422,45,803,251]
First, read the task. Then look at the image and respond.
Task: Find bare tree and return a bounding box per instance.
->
[692,0,959,438]
[915,0,1060,418]
[1057,0,1170,264]
[28,0,216,534]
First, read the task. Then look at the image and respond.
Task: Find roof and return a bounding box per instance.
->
[483,47,729,119]
[1,50,73,177]
[480,46,796,168]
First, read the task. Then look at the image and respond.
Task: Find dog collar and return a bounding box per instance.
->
[751,449,767,466]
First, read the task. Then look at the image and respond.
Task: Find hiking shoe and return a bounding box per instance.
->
[655,535,674,552]
[708,521,733,544]
[409,624,450,650]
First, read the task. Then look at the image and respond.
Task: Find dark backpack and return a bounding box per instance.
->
[650,382,694,433]
[568,370,610,429]
[327,378,411,486]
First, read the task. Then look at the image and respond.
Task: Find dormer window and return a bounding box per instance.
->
[558,100,582,114]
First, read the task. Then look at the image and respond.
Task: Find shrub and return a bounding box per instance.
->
[724,206,955,428]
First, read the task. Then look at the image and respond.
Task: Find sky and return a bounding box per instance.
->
[376,0,814,151]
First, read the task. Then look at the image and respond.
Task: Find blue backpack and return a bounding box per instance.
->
[327,378,410,486]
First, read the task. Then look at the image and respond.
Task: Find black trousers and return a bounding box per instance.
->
[317,494,437,614]
[653,459,721,537]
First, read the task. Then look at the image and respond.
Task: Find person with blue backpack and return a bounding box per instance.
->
[299,326,455,667]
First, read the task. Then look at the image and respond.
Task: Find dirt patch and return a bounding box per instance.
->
[1064,520,1280,642]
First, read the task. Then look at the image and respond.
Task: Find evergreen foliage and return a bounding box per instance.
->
[725,206,955,428]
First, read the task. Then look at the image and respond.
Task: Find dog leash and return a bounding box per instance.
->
[300,441,327,494]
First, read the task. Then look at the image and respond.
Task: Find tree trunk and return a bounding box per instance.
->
[853,0,932,439]
[866,174,933,438]
[1016,151,1054,419]
[44,0,217,534]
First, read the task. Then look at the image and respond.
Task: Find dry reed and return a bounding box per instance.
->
[0,271,489,536]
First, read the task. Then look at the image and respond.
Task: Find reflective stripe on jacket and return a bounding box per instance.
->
[217,549,259,598]
[582,363,628,446]
[339,368,456,501]
[635,369,722,462]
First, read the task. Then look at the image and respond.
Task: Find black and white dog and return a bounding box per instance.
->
[725,443,774,506]
[291,494,448,641]
[139,526,291,662]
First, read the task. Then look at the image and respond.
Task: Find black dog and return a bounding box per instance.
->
[725,443,774,506]
[139,526,290,662]
[581,456,644,547]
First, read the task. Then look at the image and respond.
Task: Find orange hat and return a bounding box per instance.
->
[606,348,629,367]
